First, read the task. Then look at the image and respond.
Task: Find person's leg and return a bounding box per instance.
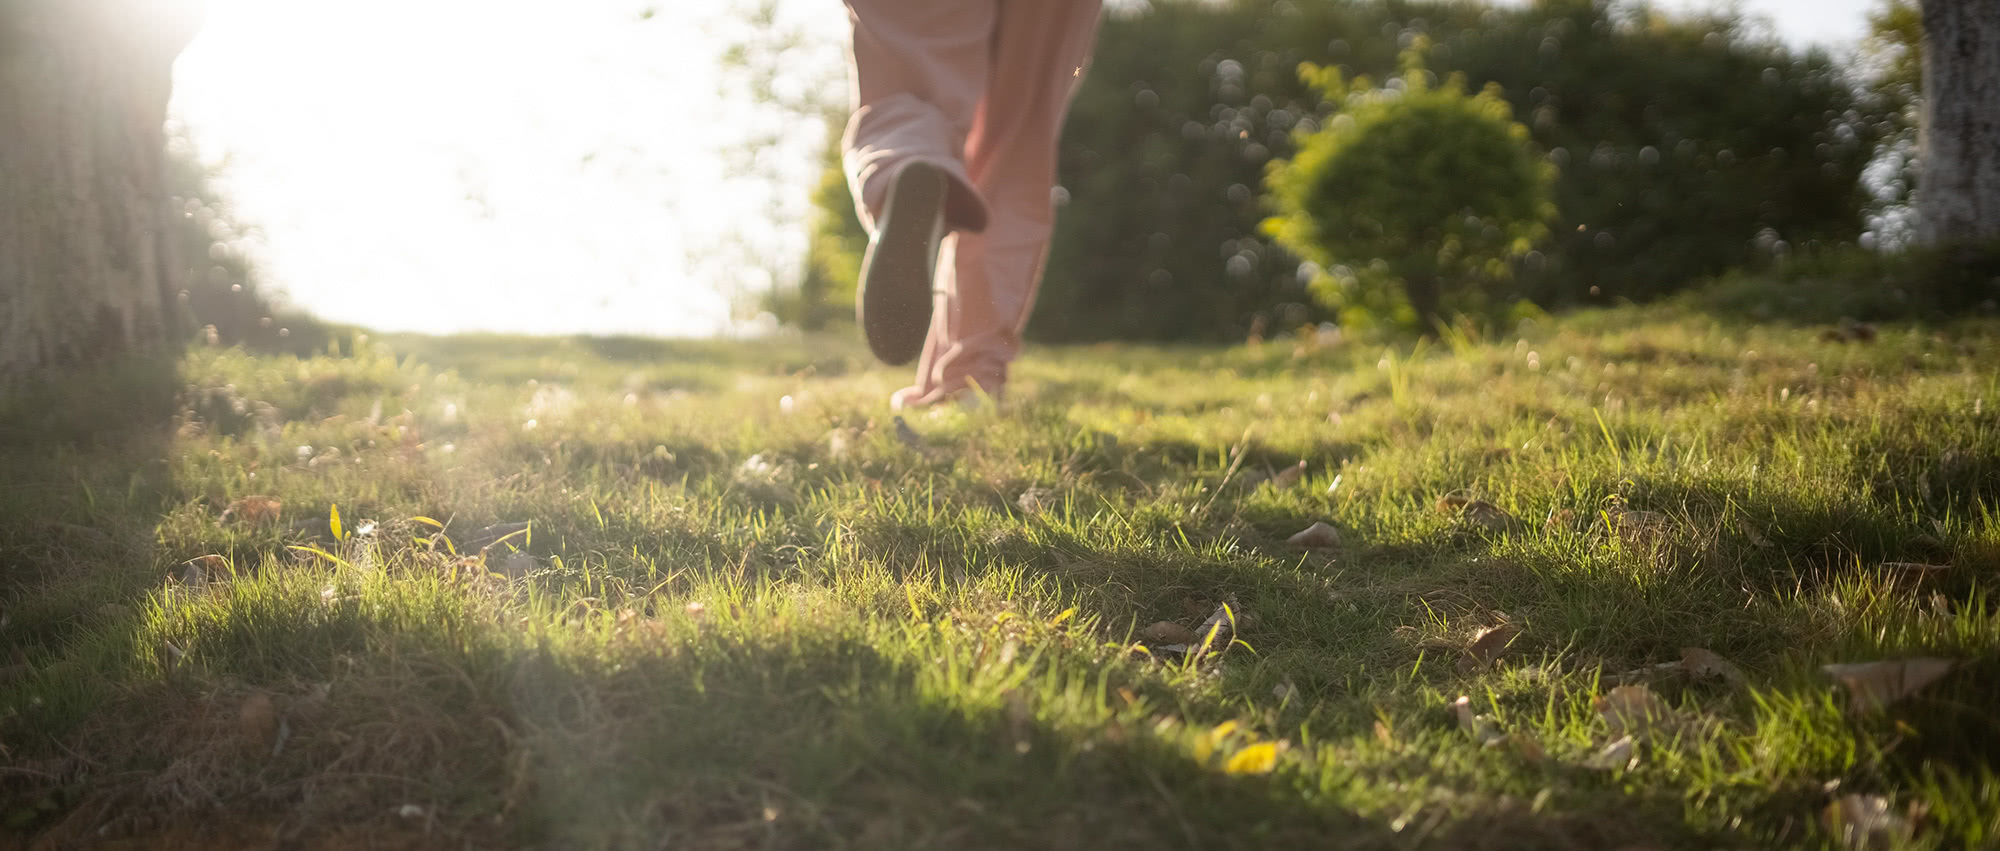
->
[841,0,993,235]
[892,0,1103,409]
[842,0,997,365]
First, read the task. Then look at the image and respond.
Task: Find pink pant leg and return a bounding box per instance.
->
[841,0,993,235]
[898,0,1103,407]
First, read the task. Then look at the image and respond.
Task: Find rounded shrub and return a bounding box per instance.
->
[1262,42,1554,332]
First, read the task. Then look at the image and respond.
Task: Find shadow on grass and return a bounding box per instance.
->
[29,597,1660,850]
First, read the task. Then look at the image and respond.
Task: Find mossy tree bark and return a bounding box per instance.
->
[0,2,201,390]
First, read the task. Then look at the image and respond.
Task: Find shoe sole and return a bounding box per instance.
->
[858,163,946,366]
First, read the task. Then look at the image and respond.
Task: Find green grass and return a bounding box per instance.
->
[2,301,1997,849]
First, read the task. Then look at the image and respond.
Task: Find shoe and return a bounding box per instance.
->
[858,161,947,365]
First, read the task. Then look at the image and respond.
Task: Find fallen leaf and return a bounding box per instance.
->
[1507,733,1545,763]
[238,692,278,751]
[1195,603,1238,652]
[1584,735,1637,771]
[491,551,541,579]
[1462,501,1522,533]
[1821,794,1914,849]
[178,554,227,586]
[1017,487,1057,515]
[1465,624,1522,667]
[1288,522,1340,549]
[1680,647,1748,688]
[1266,461,1306,490]
[222,495,282,527]
[1139,621,1197,645]
[1224,741,1281,775]
[1595,684,1676,738]
[1822,658,1957,714]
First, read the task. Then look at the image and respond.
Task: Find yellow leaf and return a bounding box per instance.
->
[1050,607,1076,627]
[329,503,344,541]
[1192,720,1238,764]
[1224,742,1280,775]
[288,544,354,570]
[409,516,445,529]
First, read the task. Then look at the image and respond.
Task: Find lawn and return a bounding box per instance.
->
[2,299,1996,849]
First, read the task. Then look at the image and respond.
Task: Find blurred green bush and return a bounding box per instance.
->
[1261,41,1554,332]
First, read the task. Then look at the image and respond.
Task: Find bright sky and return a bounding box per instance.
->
[169,0,1877,338]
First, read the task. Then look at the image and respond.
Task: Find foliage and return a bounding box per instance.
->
[771,119,866,330]
[1262,42,1554,331]
[1015,0,1894,341]
[1865,0,1923,96]
[5,302,2000,846]
[1695,239,2000,323]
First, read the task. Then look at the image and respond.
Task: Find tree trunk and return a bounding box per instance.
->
[0,2,200,390]
[1403,271,1444,336]
[1916,0,2000,245]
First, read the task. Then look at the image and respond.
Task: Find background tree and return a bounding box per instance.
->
[1913,0,1999,246]
[1018,0,1888,341]
[0,0,203,389]
[1262,44,1554,332]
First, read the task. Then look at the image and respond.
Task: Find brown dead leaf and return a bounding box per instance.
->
[1266,460,1306,490]
[1679,647,1747,688]
[1438,495,1520,532]
[1139,621,1198,645]
[222,495,282,527]
[1821,794,1915,849]
[1594,684,1676,738]
[1822,657,1957,714]
[1287,522,1340,549]
[1506,733,1545,763]
[1465,624,1522,667]
[1464,501,1522,533]
[238,692,278,752]
[178,554,228,586]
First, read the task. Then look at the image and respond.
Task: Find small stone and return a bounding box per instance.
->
[1288,522,1340,549]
